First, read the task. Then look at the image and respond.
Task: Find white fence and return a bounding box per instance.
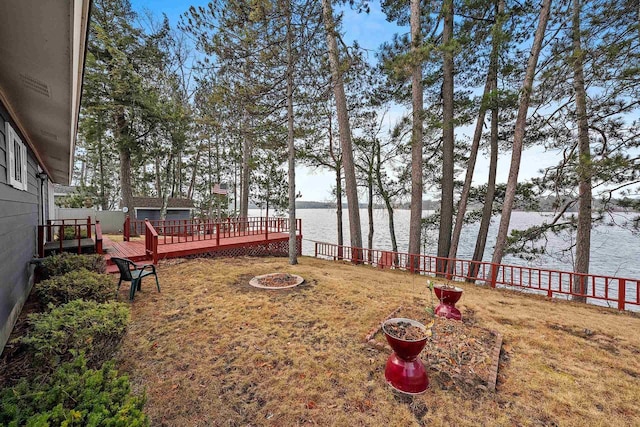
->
[54,208,124,234]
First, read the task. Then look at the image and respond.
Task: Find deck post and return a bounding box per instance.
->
[47,219,52,242]
[314,242,318,258]
[86,216,92,239]
[95,220,103,254]
[216,223,220,246]
[618,279,626,311]
[265,216,269,242]
[124,216,130,241]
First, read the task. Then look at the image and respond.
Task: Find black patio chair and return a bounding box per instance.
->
[111,257,161,301]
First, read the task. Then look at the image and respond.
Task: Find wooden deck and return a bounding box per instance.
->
[103,232,298,273]
[43,238,96,256]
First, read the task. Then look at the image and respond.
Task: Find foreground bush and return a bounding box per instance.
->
[20,300,129,368]
[36,269,114,306]
[0,356,148,426]
[40,253,106,278]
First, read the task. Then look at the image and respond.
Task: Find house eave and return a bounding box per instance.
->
[0,0,91,185]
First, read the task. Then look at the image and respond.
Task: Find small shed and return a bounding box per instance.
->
[130,197,195,221]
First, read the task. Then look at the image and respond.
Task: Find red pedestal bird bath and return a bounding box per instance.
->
[382,318,431,394]
[434,285,463,321]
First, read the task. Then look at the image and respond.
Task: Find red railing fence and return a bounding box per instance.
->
[37,216,103,257]
[144,219,159,264]
[122,216,299,246]
[313,241,640,312]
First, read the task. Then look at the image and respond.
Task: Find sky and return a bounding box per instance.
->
[129,0,563,202]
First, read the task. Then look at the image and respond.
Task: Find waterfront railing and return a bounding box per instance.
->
[312,241,640,312]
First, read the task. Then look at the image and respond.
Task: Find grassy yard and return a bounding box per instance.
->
[115,256,640,426]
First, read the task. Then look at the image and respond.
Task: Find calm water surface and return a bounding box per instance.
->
[251,208,640,279]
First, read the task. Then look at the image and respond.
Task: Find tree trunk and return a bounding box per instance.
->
[367,173,374,259]
[572,0,591,302]
[321,0,362,259]
[336,165,344,259]
[375,142,398,256]
[240,113,251,219]
[115,109,135,229]
[448,0,504,273]
[207,137,214,218]
[79,159,86,187]
[97,134,106,210]
[160,152,174,220]
[187,149,200,200]
[233,163,238,215]
[119,146,134,219]
[170,156,176,198]
[285,0,298,265]
[490,0,552,281]
[438,0,455,275]
[155,157,162,197]
[327,114,344,259]
[468,76,499,282]
[408,0,424,271]
[177,150,183,198]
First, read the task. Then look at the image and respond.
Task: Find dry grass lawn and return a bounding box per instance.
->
[115,256,640,426]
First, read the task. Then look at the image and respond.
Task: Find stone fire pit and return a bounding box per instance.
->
[249,273,304,289]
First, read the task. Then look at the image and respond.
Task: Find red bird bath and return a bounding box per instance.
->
[382,318,430,394]
[434,285,463,321]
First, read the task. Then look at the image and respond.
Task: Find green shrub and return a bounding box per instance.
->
[0,355,148,426]
[20,300,129,368]
[62,226,88,240]
[36,269,114,306]
[41,253,106,278]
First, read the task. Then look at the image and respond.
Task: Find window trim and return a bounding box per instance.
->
[6,122,28,191]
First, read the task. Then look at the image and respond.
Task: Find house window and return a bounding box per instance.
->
[6,123,28,191]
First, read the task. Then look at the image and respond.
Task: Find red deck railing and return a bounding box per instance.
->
[37,216,103,257]
[313,241,640,312]
[123,216,301,246]
[144,219,159,264]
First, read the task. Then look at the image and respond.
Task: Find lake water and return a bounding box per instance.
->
[250,208,640,280]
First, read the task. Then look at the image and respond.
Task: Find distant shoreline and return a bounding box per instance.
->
[290,202,638,213]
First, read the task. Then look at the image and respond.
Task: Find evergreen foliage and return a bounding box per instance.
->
[0,356,147,427]
[20,300,129,368]
[40,253,107,278]
[35,269,114,307]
